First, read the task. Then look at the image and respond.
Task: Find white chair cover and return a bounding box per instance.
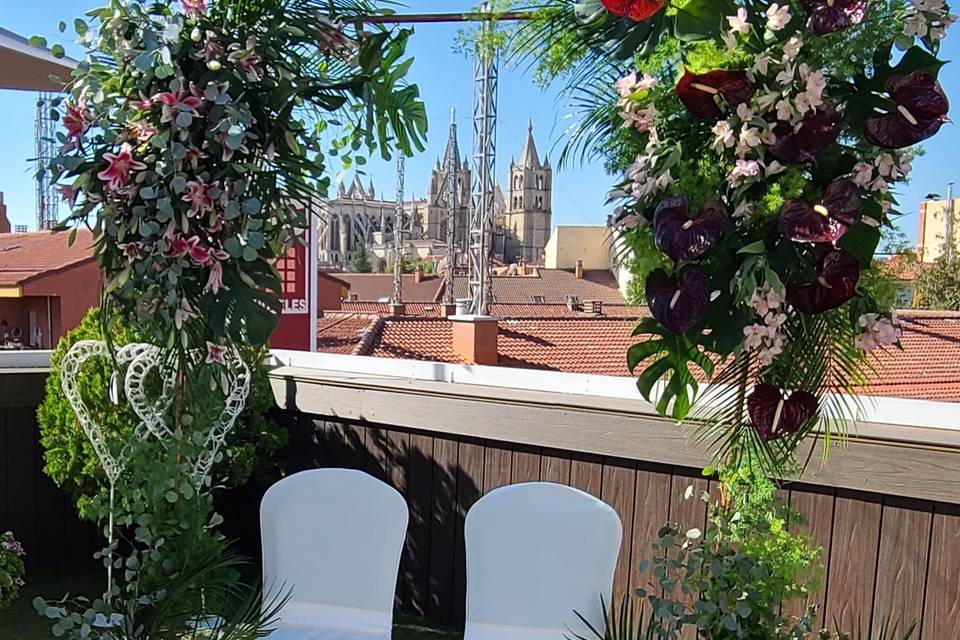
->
[261,468,409,640]
[464,482,622,640]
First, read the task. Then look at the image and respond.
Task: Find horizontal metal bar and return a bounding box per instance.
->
[358,11,537,24]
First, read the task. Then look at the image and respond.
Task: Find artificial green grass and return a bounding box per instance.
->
[0,562,462,640]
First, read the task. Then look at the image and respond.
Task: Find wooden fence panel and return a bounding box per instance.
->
[872,501,932,636]
[452,439,485,627]
[600,458,636,602]
[786,487,836,619]
[824,494,882,633]
[922,506,960,640]
[630,466,672,610]
[427,436,459,625]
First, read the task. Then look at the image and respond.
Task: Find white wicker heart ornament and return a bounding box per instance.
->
[61,340,251,487]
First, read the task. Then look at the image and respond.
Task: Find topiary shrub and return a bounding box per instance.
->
[37,308,286,521]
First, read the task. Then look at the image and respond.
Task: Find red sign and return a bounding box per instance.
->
[270,226,315,351]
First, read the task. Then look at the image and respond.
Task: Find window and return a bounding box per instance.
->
[531,295,546,303]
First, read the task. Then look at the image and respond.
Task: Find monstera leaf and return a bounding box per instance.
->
[674,0,737,41]
[628,317,716,419]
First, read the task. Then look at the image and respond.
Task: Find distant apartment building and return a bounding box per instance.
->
[917,197,960,263]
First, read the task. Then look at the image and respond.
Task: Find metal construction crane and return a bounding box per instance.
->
[468,1,498,316]
[35,92,59,231]
[392,152,406,305]
[444,111,459,305]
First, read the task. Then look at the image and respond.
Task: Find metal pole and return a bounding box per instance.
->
[946,182,955,264]
[392,153,405,304]
[444,111,458,305]
[357,11,536,24]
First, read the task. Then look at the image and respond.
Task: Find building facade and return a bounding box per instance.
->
[316,119,553,270]
[917,197,960,263]
[499,122,553,263]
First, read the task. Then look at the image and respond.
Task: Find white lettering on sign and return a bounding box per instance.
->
[282,299,308,314]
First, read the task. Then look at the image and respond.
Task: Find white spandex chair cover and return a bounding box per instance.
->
[464,482,622,640]
[261,468,409,640]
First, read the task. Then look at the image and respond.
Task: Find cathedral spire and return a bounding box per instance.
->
[520,119,540,169]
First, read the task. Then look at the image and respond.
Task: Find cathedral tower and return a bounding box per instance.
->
[501,121,552,263]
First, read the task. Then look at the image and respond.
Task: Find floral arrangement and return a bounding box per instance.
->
[31,1,426,636]
[43,0,426,363]
[0,531,26,611]
[521,0,951,472]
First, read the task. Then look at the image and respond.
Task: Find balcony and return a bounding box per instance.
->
[3,349,959,637]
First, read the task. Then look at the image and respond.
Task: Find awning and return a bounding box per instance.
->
[0,26,77,92]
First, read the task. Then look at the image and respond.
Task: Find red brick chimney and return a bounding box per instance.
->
[451,315,498,365]
[575,259,584,280]
[414,264,425,284]
[0,192,10,234]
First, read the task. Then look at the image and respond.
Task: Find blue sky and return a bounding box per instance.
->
[2,1,958,244]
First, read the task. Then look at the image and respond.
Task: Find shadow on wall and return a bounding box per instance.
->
[219,409,480,629]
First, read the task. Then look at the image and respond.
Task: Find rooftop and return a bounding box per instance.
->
[337,301,644,318]
[0,230,96,286]
[315,309,960,403]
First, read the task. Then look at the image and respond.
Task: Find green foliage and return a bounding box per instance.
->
[636,471,822,639]
[347,243,374,273]
[37,309,286,521]
[914,256,960,310]
[0,532,26,611]
[35,546,288,640]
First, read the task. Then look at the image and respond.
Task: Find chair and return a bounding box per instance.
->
[464,482,622,640]
[260,468,409,640]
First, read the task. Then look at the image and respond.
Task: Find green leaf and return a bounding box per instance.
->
[838,224,881,268]
[28,35,47,48]
[674,0,735,42]
[737,240,766,255]
[51,44,65,58]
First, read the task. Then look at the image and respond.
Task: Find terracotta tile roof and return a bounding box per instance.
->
[449,268,624,304]
[878,255,928,281]
[0,230,96,286]
[860,311,960,402]
[337,301,646,318]
[337,273,444,302]
[365,317,640,374]
[315,313,379,355]
[318,308,960,403]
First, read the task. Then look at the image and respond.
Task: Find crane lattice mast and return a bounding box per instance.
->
[392,152,405,304]
[443,111,459,305]
[35,93,60,231]
[468,1,498,316]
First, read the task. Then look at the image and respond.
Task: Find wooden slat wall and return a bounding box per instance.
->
[278,413,960,638]
[0,402,98,571]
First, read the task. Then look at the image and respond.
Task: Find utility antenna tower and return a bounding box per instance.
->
[392,152,405,304]
[468,1,498,316]
[443,110,459,305]
[35,93,60,231]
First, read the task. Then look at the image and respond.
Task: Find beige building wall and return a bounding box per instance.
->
[917,198,960,263]
[544,225,612,270]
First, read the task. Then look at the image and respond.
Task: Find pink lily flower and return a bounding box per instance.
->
[56,184,79,208]
[130,93,154,111]
[175,299,196,330]
[168,234,199,258]
[189,242,212,266]
[182,0,208,17]
[205,341,228,364]
[183,180,215,216]
[152,84,204,123]
[97,143,147,192]
[129,121,158,142]
[206,261,226,294]
[63,100,90,140]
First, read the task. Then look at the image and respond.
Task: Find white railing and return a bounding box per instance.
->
[0,350,53,369]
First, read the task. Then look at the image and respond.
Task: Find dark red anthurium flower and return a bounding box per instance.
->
[779,179,860,243]
[800,0,868,35]
[646,266,709,334]
[602,0,666,22]
[787,248,860,314]
[654,197,730,263]
[748,384,818,442]
[865,72,949,149]
[770,105,843,164]
[676,69,757,120]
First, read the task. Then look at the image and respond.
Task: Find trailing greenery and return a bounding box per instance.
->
[37,308,286,521]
